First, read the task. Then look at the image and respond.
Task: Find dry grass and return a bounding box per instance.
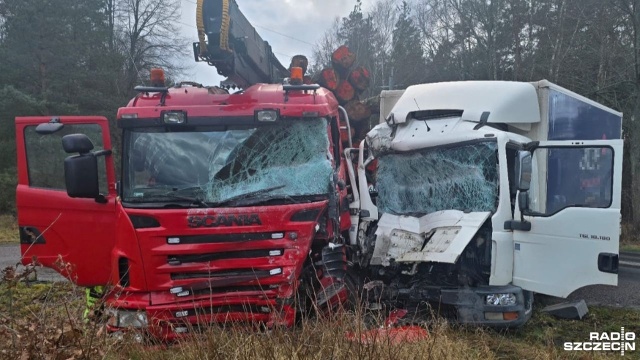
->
[0,214,18,244]
[1,265,637,360]
[0,218,637,359]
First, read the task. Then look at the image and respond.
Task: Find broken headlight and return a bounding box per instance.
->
[106,308,148,328]
[485,293,517,306]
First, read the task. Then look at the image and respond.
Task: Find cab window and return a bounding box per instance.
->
[24,124,107,193]
[537,146,613,215]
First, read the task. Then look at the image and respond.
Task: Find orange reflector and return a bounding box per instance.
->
[290,67,303,85]
[150,68,166,87]
[503,312,519,321]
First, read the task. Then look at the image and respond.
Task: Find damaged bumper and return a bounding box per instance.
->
[438,285,533,327]
[378,284,533,328]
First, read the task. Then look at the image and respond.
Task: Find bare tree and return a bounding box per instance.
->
[311,18,340,71]
[116,0,188,91]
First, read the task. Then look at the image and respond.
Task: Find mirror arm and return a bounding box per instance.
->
[93,149,112,157]
[505,191,532,231]
[524,141,539,152]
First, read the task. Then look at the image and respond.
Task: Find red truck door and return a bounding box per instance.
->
[15,116,117,286]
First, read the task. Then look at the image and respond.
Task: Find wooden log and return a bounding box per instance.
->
[289,55,308,74]
[344,100,372,122]
[335,80,355,105]
[348,66,371,91]
[318,68,340,91]
[353,121,371,142]
[331,45,356,73]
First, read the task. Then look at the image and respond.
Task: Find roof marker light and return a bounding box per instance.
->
[290,67,303,85]
[150,68,166,87]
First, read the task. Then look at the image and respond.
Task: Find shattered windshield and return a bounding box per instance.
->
[122,118,333,206]
[376,141,499,216]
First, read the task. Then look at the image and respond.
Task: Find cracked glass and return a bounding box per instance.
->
[376,141,499,216]
[122,118,333,205]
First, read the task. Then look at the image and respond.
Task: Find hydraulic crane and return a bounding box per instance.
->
[193,0,288,88]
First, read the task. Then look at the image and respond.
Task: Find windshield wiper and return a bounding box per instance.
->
[208,185,286,207]
[158,186,208,207]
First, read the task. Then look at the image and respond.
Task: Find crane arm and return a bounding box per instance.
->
[194,0,288,88]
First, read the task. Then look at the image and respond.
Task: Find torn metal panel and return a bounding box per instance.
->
[371,210,491,266]
[365,123,394,156]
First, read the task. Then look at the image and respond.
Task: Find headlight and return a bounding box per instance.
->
[162,111,186,124]
[485,293,517,306]
[106,308,148,328]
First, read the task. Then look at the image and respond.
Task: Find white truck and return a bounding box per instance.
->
[345,80,623,327]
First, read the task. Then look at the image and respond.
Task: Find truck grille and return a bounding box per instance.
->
[171,268,274,280]
[167,232,286,245]
[167,248,283,265]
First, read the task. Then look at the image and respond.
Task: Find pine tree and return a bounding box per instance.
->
[390,1,425,88]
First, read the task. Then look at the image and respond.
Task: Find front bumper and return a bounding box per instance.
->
[439,285,533,327]
[104,290,297,342]
[383,284,533,328]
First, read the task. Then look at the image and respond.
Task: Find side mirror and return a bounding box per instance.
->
[35,118,64,134]
[514,150,532,191]
[65,153,99,198]
[62,134,99,199]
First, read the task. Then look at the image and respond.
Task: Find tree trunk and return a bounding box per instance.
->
[344,100,371,122]
[629,91,640,231]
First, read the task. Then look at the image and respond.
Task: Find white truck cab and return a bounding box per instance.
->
[345,80,622,326]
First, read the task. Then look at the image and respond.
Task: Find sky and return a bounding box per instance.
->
[178,0,372,86]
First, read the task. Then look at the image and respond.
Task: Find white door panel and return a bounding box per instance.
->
[512,139,622,298]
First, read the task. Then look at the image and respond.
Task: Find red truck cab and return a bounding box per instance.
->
[15,81,354,340]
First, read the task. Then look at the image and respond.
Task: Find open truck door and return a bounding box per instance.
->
[511,139,622,298]
[15,116,117,286]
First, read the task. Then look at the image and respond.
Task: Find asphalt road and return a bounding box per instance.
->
[0,244,66,282]
[566,252,640,310]
[0,244,638,309]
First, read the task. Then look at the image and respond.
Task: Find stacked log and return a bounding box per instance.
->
[319,68,339,90]
[315,45,373,146]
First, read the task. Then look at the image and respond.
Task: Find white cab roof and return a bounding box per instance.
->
[390,81,541,125]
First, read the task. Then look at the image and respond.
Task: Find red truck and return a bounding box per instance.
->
[15,72,356,339]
